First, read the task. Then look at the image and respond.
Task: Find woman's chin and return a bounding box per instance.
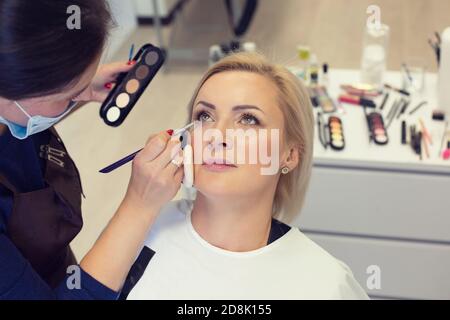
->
[194,170,243,198]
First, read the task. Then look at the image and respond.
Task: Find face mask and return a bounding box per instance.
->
[0,100,78,140]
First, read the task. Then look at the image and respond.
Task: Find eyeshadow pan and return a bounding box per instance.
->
[145,51,159,66]
[332,140,344,147]
[376,135,388,143]
[106,106,121,122]
[330,123,341,130]
[331,127,342,134]
[126,79,139,94]
[136,65,149,80]
[116,93,130,108]
[374,128,385,135]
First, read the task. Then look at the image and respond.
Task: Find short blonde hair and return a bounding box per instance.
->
[187,52,314,223]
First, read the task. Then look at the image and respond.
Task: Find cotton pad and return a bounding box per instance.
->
[182,144,194,188]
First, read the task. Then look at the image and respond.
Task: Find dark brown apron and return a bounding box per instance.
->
[0,128,83,288]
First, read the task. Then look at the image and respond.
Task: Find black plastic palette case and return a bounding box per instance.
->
[327,116,345,150]
[100,44,165,127]
[367,112,389,145]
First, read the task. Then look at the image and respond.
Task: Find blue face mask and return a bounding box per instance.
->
[0,100,78,140]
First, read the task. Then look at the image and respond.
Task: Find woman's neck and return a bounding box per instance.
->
[191,193,273,252]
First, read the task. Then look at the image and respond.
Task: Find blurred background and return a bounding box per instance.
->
[58,0,450,299]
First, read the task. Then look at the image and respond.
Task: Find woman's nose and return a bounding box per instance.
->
[207,121,233,151]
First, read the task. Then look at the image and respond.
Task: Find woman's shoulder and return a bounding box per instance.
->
[283,229,369,299]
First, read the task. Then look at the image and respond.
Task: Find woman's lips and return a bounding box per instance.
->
[202,161,237,172]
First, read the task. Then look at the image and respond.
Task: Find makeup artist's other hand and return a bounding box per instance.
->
[73,61,136,103]
[123,130,184,216]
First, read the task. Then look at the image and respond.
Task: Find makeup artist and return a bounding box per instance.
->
[0,0,183,299]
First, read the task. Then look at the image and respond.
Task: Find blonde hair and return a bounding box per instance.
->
[187,52,314,223]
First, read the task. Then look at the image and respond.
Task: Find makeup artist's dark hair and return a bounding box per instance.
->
[0,0,112,100]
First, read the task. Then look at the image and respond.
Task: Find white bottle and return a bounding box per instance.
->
[438,27,450,116]
[242,42,256,53]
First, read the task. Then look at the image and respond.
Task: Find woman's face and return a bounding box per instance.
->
[191,71,293,200]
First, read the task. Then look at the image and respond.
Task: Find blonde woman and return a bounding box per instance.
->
[127,52,368,299]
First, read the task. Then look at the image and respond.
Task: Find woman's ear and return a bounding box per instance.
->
[282,145,300,171]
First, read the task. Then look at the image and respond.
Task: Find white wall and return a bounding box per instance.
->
[133,0,178,17]
[103,0,138,61]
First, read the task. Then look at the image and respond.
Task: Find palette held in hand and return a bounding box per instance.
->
[100,43,165,126]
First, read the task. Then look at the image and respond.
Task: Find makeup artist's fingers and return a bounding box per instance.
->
[173,166,184,184]
[134,131,171,164]
[164,149,184,174]
[152,139,182,170]
[99,61,136,82]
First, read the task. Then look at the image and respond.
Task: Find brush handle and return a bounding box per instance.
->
[99,148,142,173]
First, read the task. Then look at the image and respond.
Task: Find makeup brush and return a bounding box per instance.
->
[99,121,196,173]
[128,43,135,63]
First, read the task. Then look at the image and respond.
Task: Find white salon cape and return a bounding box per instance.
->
[128,199,369,300]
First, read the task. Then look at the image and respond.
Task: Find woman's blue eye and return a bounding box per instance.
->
[196,111,213,122]
[240,113,260,125]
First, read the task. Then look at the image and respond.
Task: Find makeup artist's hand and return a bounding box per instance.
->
[73,61,136,103]
[81,130,183,292]
[123,130,184,215]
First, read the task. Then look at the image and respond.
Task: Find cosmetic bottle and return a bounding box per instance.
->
[322,63,329,88]
[308,54,319,86]
[360,24,390,88]
[296,45,311,81]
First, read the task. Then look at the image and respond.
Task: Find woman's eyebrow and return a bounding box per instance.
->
[196,100,265,114]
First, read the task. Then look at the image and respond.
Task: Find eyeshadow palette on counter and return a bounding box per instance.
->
[366,111,389,145]
[327,116,345,150]
[100,43,165,127]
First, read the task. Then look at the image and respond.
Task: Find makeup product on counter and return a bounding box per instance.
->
[308,54,319,85]
[99,121,196,173]
[379,92,389,110]
[366,111,389,145]
[322,63,329,88]
[408,101,427,115]
[316,113,345,150]
[308,87,320,108]
[327,116,345,150]
[312,86,336,113]
[100,44,165,127]
[422,132,430,159]
[339,94,376,108]
[438,121,449,157]
[397,99,411,119]
[317,112,327,149]
[385,99,398,120]
[384,83,410,96]
[386,100,401,129]
[419,118,433,145]
[401,120,407,144]
[432,110,445,121]
[410,125,423,158]
[340,84,381,97]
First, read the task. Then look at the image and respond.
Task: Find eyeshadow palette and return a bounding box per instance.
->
[310,86,336,113]
[100,43,165,126]
[366,111,389,145]
[327,116,345,150]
